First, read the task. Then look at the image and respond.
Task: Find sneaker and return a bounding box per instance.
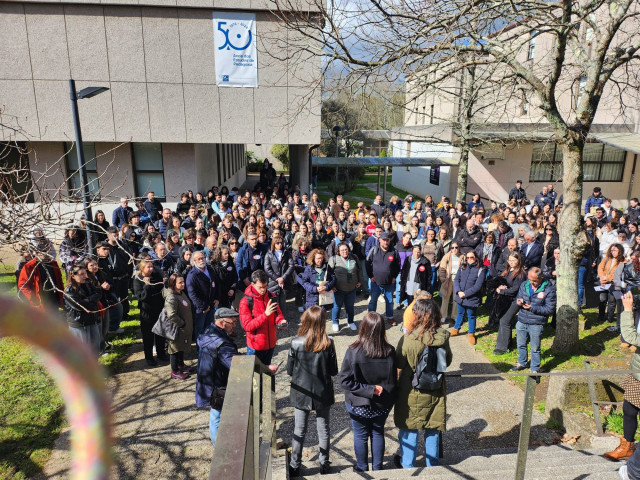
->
[170,371,189,380]
[109,327,125,334]
[396,304,405,311]
[510,364,527,371]
[320,462,330,475]
[608,326,620,332]
[619,465,629,480]
[378,296,385,303]
[332,324,340,332]
[441,317,447,325]
[348,322,358,331]
[393,454,402,469]
[298,306,304,313]
[289,465,300,477]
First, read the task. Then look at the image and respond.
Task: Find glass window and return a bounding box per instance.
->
[133,143,165,199]
[64,142,99,198]
[529,142,625,182]
[528,30,537,60]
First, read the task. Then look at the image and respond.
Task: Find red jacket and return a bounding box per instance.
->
[239,285,285,351]
[18,258,65,310]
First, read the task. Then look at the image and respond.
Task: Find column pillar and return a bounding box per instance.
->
[288,145,310,194]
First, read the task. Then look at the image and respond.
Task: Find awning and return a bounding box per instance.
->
[591,133,640,156]
[311,156,457,167]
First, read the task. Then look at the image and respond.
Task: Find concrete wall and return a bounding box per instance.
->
[0,3,321,146]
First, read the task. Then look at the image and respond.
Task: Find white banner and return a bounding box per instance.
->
[213,12,258,88]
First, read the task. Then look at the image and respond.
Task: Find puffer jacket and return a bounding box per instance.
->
[287,336,338,411]
[516,280,556,325]
[453,264,486,308]
[300,264,336,308]
[163,288,193,354]
[394,327,452,431]
[239,285,286,351]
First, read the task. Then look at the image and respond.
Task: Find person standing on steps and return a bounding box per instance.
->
[366,232,401,326]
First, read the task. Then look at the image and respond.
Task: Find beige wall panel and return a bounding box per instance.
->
[162,143,196,201]
[24,4,70,80]
[74,80,115,141]
[95,142,135,200]
[0,3,32,80]
[287,27,321,88]
[110,81,151,141]
[287,85,321,145]
[256,13,287,87]
[28,141,68,202]
[65,5,110,80]
[0,80,40,141]
[147,83,186,142]
[215,0,250,10]
[194,143,217,192]
[141,8,182,83]
[254,86,288,144]
[177,0,213,8]
[183,84,221,143]
[178,10,216,84]
[219,88,255,144]
[104,6,146,82]
[33,80,74,141]
[139,0,176,6]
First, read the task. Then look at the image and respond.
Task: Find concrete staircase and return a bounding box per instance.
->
[275,445,624,479]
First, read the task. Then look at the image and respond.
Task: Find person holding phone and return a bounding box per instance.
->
[239,269,287,365]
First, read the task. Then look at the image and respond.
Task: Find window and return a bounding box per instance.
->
[576,76,587,109]
[530,142,625,182]
[65,142,99,199]
[133,143,165,200]
[527,30,537,60]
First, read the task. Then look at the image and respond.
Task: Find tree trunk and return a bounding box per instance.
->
[455,64,475,203]
[456,145,470,203]
[552,142,585,352]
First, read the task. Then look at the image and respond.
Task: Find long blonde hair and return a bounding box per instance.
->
[298,306,332,352]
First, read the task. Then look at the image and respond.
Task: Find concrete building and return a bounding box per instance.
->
[0,0,321,216]
[390,16,640,209]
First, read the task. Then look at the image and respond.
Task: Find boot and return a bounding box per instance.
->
[621,342,631,348]
[450,328,459,337]
[603,437,634,461]
[467,334,476,346]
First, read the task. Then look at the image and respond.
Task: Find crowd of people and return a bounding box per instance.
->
[13,160,640,475]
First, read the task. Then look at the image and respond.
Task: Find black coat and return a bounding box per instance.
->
[311,231,333,250]
[457,226,484,254]
[64,283,101,328]
[339,346,397,410]
[287,336,338,411]
[211,261,237,308]
[399,256,431,303]
[132,271,164,326]
[264,249,295,292]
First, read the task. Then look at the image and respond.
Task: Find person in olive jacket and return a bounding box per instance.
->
[163,273,194,380]
[394,298,452,469]
[287,306,338,477]
[340,312,397,472]
[452,250,486,345]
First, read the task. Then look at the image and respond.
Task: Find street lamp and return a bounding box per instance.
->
[69,79,109,253]
[332,125,342,189]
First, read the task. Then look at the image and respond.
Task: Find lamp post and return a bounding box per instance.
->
[332,125,342,191]
[69,79,109,253]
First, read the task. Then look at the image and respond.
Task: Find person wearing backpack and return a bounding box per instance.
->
[196,308,279,448]
[394,298,452,469]
[452,250,486,345]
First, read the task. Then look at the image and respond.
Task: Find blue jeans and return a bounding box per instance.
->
[454,305,477,334]
[430,266,438,294]
[69,323,101,356]
[398,428,440,468]
[395,273,403,304]
[108,301,124,331]
[578,265,587,306]
[209,408,221,448]
[368,281,394,319]
[194,310,215,342]
[516,321,544,371]
[346,403,388,471]
[247,346,275,366]
[332,288,356,325]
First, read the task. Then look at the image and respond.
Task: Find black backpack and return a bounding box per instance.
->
[411,345,443,391]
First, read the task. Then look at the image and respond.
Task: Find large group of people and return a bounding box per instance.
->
[13,159,640,475]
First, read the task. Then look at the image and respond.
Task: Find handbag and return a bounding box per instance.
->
[210,386,227,411]
[151,308,178,341]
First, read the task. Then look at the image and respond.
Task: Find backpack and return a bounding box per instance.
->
[411,345,446,391]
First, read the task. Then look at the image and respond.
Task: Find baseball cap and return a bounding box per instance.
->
[379,232,391,240]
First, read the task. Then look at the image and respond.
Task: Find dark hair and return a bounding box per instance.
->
[412,298,442,346]
[167,273,184,291]
[251,269,269,284]
[349,312,393,359]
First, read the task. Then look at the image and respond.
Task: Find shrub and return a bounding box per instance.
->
[270,144,289,171]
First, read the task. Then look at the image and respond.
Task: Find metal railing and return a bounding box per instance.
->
[209,355,276,480]
[210,354,637,480]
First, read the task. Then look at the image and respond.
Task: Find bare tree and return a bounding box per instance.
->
[272,0,640,351]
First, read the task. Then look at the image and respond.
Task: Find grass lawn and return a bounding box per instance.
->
[0,265,139,479]
[315,174,412,205]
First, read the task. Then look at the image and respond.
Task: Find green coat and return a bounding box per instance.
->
[620,310,640,381]
[163,289,193,355]
[394,327,452,431]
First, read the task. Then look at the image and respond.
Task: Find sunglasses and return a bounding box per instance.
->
[466,256,476,259]
[451,246,459,249]
[229,242,237,245]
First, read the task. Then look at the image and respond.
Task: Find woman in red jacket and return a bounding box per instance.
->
[18,250,64,311]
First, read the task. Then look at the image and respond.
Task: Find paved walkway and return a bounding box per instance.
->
[38,296,556,479]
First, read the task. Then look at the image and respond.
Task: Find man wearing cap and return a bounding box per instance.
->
[196,307,279,448]
[366,232,401,325]
[585,186,605,215]
[128,211,143,237]
[509,180,527,207]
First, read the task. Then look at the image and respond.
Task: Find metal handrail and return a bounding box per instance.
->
[208,355,276,480]
[210,354,640,480]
